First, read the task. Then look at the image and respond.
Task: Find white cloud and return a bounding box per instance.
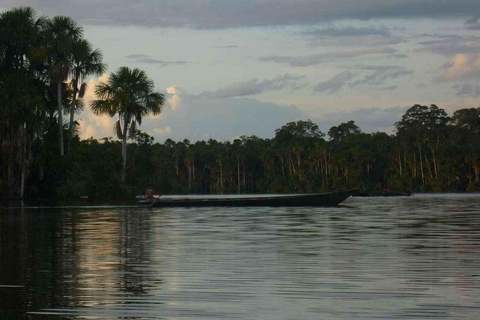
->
[138,85,305,142]
[438,53,480,81]
[166,85,182,110]
[153,126,172,135]
[78,73,115,139]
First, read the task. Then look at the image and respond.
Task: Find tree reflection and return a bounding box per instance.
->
[0,207,164,319]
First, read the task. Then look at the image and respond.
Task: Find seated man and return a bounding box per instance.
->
[146,185,154,200]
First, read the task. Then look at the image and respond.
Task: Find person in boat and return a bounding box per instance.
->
[146,185,155,201]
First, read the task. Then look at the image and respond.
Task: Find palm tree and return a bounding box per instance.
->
[44,16,83,156]
[91,67,164,183]
[68,39,106,153]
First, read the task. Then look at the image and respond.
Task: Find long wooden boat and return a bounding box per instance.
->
[352,191,412,197]
[140,191,352,208]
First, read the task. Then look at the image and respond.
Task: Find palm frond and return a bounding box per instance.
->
[91,99,116,116]
[79,82,86,98]
[74,99,85,114]
[114,120,123,139]
[128,120,137,139]
[146,92,164,115]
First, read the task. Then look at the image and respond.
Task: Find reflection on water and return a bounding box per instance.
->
[1,194,480,319]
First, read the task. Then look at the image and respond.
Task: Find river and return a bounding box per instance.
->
[1,194,480,319]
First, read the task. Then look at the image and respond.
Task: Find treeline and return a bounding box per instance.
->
[1,8,480,200]
[1,7,163,199]
[35,105,480,199]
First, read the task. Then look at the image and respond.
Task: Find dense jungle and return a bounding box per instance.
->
[1,7,480,200]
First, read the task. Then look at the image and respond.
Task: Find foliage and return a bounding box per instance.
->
[1,7,480,199]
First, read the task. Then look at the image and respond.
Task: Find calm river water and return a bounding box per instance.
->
[1,194,480,319]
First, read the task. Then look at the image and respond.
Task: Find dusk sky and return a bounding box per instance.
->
[2,0,480,142]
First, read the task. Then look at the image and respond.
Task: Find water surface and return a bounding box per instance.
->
[1,194,480,319]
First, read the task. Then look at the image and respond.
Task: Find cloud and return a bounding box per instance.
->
[201,74,306,98]
[466,16,480,30]
[126,54,188,67]
[76,78,304,142]
[453,83,480,97]
[153,126,172,135]
[78,74,115,139]
[437,53,480,81]
[379,85,398,91]
[301,25,404,47]
[349,65,413,88]
[139,86,305,141]
[76,77,411,141]
[313,71,353,94]
[416,34,480,57]
[166,85,183,110]
[259,47,396,67]
[4,1,480,29]
[303,25,391,37]
[215,45,239,49]
[310,65,412,94]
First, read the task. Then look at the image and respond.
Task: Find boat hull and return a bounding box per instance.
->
[142,191,352,208]
[352,192,412,197]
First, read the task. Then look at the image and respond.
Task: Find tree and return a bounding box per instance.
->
[44,16,83,156]
[452,108,480,189]
[396,104,450,186]
[275,120,325,183]
[68,39,106,153]
[451,108,480,141]
[0,7,47,198]
[275,120,324,141]
[328,120,361,142]
[91,67,164,183]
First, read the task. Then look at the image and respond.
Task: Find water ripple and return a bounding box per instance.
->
[1,194,480,319]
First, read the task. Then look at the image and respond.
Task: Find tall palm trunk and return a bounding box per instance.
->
[219,162,223,193]
[237,156,240,194]
[431,147,438,180]
[418,145,424,183]
[413,153,417,177]
[425,155,433,179]
[68,78,78,154]
[121,116,128,183]
[398,153,403,176]
[187,159,192,193]
[57,81,64,156]
[19,124,27,199]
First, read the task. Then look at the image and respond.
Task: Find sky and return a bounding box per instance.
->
[2,0,480,142]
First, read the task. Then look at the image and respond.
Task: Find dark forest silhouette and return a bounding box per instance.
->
[1,8,479,199]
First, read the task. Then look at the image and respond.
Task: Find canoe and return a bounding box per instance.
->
[140,191,352,207]
[352,191,412,197]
